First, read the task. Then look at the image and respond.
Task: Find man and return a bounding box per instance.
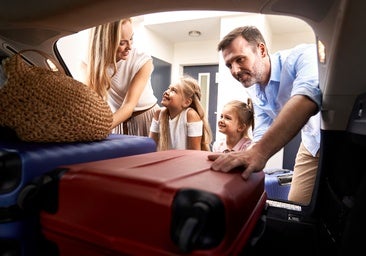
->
[208,26,321,205]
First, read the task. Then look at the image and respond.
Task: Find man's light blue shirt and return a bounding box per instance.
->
[246,44,322,156]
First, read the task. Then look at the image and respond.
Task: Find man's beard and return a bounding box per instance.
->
[236,61,266,88]
[236,71,257,88]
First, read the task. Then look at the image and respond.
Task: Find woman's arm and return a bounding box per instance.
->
[111,59,153,129]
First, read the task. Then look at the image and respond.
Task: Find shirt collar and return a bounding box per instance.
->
[268,52,282,84]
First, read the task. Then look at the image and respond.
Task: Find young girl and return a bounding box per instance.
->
[149,75,212,151]
[212,99,254,153]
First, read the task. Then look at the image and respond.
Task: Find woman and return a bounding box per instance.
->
[86,18,159,136]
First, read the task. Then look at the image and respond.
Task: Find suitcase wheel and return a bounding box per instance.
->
[171,189,225,253]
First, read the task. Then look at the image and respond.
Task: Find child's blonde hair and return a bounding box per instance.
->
[225,99,255,135]
[158,75,212,151]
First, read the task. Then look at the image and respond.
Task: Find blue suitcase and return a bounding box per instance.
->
[264,168,293,201]
[0,130,156,255]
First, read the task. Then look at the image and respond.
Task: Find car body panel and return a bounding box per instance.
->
[1,0,365,255]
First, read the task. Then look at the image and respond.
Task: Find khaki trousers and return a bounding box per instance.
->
[288,142,319,205]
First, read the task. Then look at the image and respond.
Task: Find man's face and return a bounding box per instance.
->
[222,36,267,87]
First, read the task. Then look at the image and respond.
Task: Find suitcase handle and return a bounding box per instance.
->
[17,168,67,213]
[264,168,292,175]
[0,151,22,195]
[278,174,293,186]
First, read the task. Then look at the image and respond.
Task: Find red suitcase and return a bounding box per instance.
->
[39,150,267,256]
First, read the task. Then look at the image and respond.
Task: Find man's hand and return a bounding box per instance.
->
[208,143,267,180]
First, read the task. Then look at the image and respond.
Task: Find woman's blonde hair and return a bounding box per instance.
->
[158,75,212,151]
[86,18,131,99]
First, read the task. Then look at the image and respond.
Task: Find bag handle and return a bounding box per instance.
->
[17,49,65,74]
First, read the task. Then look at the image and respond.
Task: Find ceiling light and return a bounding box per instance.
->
[188,30,201,37]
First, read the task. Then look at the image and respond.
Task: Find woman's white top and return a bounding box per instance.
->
[107,48,157,112]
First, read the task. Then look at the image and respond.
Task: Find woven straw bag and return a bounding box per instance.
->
[0,50,113,142]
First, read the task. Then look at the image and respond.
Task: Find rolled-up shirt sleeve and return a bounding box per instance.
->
[288,44,322,110]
